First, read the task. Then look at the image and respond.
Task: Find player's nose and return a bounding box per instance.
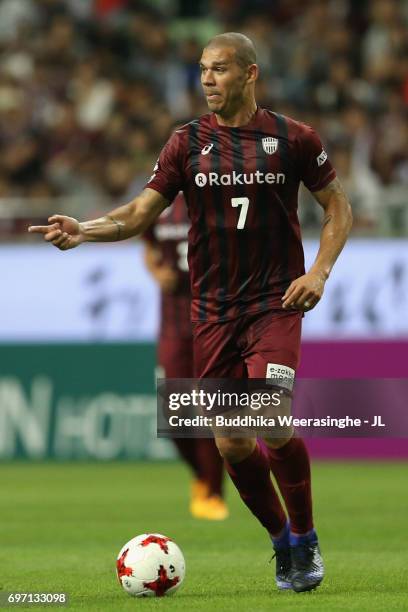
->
[202,71,216,86]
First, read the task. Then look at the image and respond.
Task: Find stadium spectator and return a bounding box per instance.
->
[0,0,406,233]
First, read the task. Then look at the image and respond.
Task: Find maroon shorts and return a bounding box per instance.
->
[157,334,194,378]
[192,310,302,380]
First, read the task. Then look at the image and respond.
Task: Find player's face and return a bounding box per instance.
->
[199,46,249,116]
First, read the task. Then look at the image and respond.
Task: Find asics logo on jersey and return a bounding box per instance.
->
[317,150,328,167]
[194,171,286,187]
[201,143,214,155]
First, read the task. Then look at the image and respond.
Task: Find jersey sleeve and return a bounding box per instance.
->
[296,124,336,192]
[145,129,186,203]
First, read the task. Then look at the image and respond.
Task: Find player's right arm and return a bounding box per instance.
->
[144,241,178,293]
[28,188,168,250]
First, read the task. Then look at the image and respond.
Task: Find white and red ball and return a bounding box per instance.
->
[116,533,185,597]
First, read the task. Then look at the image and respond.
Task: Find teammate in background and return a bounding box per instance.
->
[143,191,227,520]
[29,33,352,593]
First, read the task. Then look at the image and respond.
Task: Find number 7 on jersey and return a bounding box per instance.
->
[231,197,250,229]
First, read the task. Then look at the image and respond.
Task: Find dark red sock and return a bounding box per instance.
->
[266,437,313,534]
[173,439,201,478]
[195,438,224,496]
[225,441,286,536]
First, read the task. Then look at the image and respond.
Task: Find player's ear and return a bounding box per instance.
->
[247,63,258,84]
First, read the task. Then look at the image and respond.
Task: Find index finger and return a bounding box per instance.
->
[28,223,59,234]
[282,286,304,309]
[282,281,297,301]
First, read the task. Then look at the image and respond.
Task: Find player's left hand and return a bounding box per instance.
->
[281,271,326,311]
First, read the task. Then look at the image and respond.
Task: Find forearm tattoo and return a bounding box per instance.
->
[322,214,333,228]
[107,215,122,240]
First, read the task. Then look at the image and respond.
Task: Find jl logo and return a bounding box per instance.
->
[262,137,279,155]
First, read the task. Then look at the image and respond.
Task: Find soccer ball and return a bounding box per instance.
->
[116,533,185,597]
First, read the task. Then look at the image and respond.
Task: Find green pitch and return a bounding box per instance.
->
[1,461,407,611]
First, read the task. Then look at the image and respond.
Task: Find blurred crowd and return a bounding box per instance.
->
[0,0,407,235]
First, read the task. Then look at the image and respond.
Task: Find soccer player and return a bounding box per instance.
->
[143,191,227,520]
[29,33,352,592]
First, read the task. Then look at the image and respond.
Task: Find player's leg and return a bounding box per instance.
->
[193,320,288,566]
[244,310,323,592]
[263,436,322,591]
[215,435,288,537]
[223,438,292,590]
[180,334,226,518]
[158,335,202,480]
[193,437,227,519]
[158,333,227,519]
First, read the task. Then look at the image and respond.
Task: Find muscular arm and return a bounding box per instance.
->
[28,188,169,249]
[282,177,352,310]
[82,188,168,242]
[308,176,353,280]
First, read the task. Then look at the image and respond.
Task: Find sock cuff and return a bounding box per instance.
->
[267,437,307,461]
[289,528,318,546]
[271,520,290,548]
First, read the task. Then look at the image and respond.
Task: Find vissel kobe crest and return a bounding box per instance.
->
[262,137,279,155]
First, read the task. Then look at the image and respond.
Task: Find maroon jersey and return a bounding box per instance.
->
[146,108,336,322]
[144,192,192,337]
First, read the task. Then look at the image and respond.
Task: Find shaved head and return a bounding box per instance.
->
[204,32,257,68]
[200,32,258,124]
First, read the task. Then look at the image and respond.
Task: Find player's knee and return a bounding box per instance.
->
[263,433,293,450]
[215,437,256,463]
